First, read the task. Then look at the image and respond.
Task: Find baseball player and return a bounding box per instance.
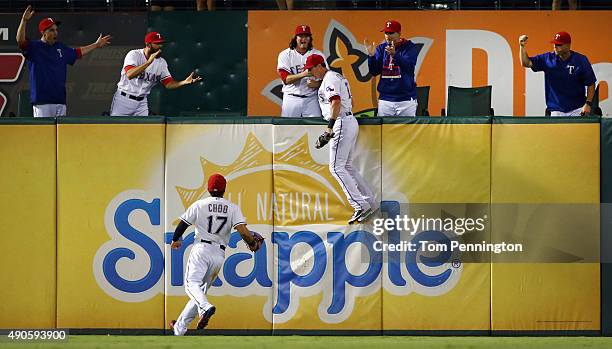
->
[305,54,377,224]
[519,32,596,116]
[364,20,419,117]
[277,25,328,118]
[16,6,111,117]
[110,32,201,116]
[169,173,264,335]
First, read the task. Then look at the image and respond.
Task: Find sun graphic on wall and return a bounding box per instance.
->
[175,132,352,226]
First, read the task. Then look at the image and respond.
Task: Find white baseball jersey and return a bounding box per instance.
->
[180,196,246,246]
[318,71,353,121]
[277,48,327,96]
[116,49,172,97]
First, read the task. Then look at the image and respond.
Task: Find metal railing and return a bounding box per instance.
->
[1,0,610,12]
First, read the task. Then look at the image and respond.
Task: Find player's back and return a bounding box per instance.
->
[180,196,245,247]
[319,71,353,119]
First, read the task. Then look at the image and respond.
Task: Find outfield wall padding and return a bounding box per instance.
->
[0,116,604,334]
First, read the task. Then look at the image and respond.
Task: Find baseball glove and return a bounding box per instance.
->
[315,131,334,149]
[247,231,265,252]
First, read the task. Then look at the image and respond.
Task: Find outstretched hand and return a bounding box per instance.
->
[95,33,112,48]
[22,5,34,21]
[363,38,376,56]
[184,71,203,85]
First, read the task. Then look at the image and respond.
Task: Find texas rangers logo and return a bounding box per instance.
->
[567,65,575,75]
[261,19,433,117]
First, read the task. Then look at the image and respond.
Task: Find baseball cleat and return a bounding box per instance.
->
[358,203,380,223]
[348,209,364,225]
[196,306,216,330]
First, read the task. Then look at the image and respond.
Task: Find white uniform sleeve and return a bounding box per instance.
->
[323,75,342,102]
[180,202,198,225]
[123,50,139,69]
[277,50,291,74]
[160,59,172,80]
[231,204,246,229]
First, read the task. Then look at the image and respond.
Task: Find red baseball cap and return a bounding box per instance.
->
[381,20,401,33]
[303,54,325,70]
[145,32,165,44]
[551,31,571,45]
[208,173,227,193]
[295,25,312,36]
[38,18,61,33]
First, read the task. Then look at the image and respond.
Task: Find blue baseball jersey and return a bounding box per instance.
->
[530,51,596,112]
[20,40,80,105]
[367,39,419,102]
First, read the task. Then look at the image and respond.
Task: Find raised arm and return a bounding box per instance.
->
[366,39,383,76]
[16,6,34,47]
[519,35,532,68]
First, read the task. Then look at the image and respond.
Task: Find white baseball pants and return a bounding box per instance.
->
[329,115,375,211]
[33,104,66,118]
[172,241,225,336]
[550,107,583,117]
[377,98,418,117]
[281,94,322,118]
[110,90,149,116]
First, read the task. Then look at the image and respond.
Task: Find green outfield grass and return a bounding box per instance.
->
[2,336,612,349]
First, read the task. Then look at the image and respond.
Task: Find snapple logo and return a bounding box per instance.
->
[93,134,460,323]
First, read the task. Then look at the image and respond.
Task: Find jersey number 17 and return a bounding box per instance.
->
[207,215,227,234]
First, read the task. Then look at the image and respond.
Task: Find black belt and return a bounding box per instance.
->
[345,111,353,116]
[289,93,310,98]
[201,239,226,250]
[120,91,145,101]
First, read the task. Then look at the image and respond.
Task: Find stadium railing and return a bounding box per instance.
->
[2,0,611,12]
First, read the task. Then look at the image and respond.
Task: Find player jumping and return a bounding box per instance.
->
[305,54,378,225]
